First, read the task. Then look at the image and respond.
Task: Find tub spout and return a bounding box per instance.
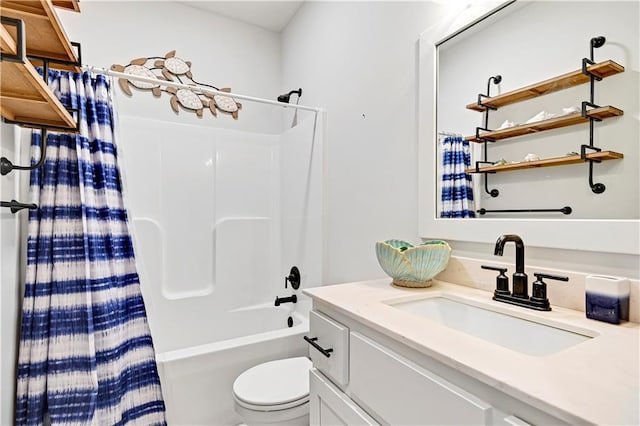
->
[275,295,297,306]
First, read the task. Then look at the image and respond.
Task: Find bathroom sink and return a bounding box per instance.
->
[386,296,593,356]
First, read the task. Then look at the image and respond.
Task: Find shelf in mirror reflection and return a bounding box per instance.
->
[466,151,623,174]
[466,60,624,112]
[466,106,623,143]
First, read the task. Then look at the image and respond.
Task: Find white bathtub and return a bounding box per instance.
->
[155,303,309,425]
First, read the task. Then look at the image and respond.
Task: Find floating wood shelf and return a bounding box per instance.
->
[466,60,624,112]
[465,151,623,174]
[1,0,80,70]
[51,0,80,12]
[466,106,623,143]
[0,58,76,128]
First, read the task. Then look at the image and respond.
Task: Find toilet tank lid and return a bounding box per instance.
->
[233,357,312,406]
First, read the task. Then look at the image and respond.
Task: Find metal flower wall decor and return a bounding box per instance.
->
[111,50,242,119]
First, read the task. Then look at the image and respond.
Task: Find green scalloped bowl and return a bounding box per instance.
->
[375,239,451,288]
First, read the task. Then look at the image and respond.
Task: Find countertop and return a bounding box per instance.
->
[304,279,640,425]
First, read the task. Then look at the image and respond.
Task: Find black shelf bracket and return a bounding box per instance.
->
[0,128,49,176]
[474,75,502,198]
[580,36,608,194]
[0,17,26,64]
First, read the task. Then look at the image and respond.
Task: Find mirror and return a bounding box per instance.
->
[418,1,639,254]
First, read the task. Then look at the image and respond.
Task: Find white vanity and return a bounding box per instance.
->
[303,279,639,425]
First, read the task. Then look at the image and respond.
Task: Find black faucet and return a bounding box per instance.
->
[494,234,528,299]
[275,294,297,306]
[483,234,568,311]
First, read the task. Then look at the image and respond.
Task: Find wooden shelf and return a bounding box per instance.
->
[0,58,76,129]
[466,106,623,143]
[465,151,623,174]
[0,21,17,55]
[466,60,624,112]
[1,0,80,70]
[51,0,80,12]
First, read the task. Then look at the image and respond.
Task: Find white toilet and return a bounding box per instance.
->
[233,357,312,426]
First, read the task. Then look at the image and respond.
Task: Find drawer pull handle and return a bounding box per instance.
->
[304,336,334,358]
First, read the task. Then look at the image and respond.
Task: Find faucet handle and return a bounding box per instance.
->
[530,272,569,311]
[285,266,301,290]
[481,265,507,274]
[533,272,569,282]
[481,265,509,296]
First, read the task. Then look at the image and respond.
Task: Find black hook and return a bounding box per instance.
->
[1,200,37,214]
[0,128,48,176]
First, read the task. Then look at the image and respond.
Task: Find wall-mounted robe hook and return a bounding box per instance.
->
[1,200,37,214]
[0,127,48,175]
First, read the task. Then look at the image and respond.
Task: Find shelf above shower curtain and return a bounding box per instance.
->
[0,0,81,129]
[1,0,81,70]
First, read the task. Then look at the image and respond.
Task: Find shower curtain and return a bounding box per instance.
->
[440,135,475,218]
[16,71,166,425]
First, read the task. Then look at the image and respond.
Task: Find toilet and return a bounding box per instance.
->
[233,357,312,426]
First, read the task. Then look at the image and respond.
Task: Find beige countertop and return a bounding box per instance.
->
[304,279,640,425]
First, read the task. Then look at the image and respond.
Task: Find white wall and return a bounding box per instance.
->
[282,1,447,284]
[0,125,17,426]
[59,0,283,134]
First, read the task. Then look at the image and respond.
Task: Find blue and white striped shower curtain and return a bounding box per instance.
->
[16,71,166,425]
[440,135,475,218]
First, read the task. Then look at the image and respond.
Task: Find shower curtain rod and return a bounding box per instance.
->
[83,65,323,113]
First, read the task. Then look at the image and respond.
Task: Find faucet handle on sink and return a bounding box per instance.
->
[530,273,569,311]
[481,265,510,296]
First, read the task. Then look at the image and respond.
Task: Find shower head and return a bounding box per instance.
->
[277,88,302,104]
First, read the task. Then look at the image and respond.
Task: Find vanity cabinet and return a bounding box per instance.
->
[306,305,564,426]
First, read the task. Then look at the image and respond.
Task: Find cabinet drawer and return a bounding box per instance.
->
[350,332,493,425]
[310,369,379,426]
[306,310,349,387]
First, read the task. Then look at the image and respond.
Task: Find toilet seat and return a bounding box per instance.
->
[233,357,312,411]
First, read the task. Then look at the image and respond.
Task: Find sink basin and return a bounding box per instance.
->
[386,296,593,356]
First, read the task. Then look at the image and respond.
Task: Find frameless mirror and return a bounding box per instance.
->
[418,1,639,254]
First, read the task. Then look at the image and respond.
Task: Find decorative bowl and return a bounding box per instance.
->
[375,239,451,288]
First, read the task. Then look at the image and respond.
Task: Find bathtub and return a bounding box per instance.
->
[155,303,309,425]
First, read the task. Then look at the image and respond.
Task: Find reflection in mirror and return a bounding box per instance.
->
[435,1,639,220]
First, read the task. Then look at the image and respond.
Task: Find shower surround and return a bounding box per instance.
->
[117,114,323,423]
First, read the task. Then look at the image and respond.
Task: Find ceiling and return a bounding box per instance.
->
[179,1,304,32]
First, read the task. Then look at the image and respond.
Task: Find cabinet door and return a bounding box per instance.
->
[310,369,379,426]
[350,332,493,425]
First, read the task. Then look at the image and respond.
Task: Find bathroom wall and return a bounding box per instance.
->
[282,1,448,284]
[58,0,283,133]
[0,125,22,426]
[282,1,640,282]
